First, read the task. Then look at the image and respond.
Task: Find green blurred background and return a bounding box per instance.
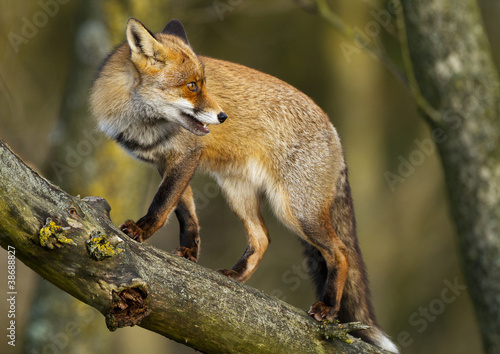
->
[2,0,498,353]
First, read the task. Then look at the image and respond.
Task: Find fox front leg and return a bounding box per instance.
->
[172,185,200,262]
[120,150,201,243]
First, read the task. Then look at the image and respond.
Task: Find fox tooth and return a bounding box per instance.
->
[203,124,208,128]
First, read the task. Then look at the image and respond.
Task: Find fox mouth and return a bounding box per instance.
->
[181,113,210,136]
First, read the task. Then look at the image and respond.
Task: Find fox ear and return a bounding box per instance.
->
[162,19,190,45]
[126,18,163,59]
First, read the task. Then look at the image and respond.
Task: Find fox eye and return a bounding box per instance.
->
[187,82,198,92]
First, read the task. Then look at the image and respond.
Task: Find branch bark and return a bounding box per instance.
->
[0,139,387,353]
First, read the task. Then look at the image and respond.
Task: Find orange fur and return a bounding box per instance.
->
[90,18,398,353]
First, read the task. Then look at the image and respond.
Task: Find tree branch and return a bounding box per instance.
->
[309,0,442,122]
[394,5,442,123]
[0,139,387,353]
[311,0,408,87]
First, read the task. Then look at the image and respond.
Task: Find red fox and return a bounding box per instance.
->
[90,18,398,352]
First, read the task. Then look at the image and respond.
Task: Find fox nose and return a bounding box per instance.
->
[217,112,228,123]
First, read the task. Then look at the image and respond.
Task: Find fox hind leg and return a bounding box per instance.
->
[217,178,270,282]
[299,209,349,322]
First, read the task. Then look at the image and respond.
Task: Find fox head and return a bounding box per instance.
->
[92,18,226,138]
[127,18,227,136]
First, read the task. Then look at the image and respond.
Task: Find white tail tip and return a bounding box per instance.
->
[373,330,399,353]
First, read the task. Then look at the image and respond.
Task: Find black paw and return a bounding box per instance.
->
[216,268,241,279]
[120,220,146,242]
[172,246,199,262]
[308,301,339,322]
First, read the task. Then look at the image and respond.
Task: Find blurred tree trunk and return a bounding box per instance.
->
[400,1,500,352]
[23,0,162,352]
